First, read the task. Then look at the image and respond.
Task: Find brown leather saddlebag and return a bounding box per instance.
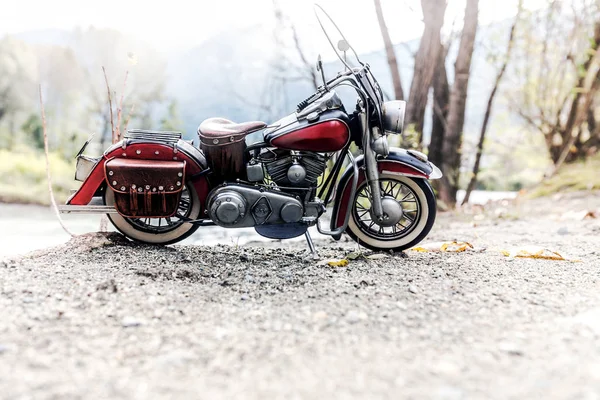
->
[105,158,186,218]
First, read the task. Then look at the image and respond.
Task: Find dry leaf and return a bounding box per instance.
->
[346,251,362,260]
[410,241,474,253]
[500,247,581,262]
[318,258,349,267]
[441,241,474,252]
[515,249,565,260]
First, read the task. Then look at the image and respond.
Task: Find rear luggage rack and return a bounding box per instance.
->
[125,129,182,144]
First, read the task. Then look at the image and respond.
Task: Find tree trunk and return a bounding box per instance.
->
[373,0,404,100]
[429,41,449,170]
[439,0,479,207]
[462,0,521,205]
[550,20,600,172]
[406,0,447,144]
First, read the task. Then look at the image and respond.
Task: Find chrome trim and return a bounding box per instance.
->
[382,100,406,135]
[296,91,343,119]
[362,110,384,220]
[125,129,182,143]
[429,164,443,179]
[75,155,99,182]
[381,170,429,179]
[59,205,118,214]
[407,149,428,162]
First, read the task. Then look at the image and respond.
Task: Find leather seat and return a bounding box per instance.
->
[198,118,266,138]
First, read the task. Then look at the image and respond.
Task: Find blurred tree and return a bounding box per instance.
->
[374,0,445,148]
[406,0,447,146]
[439,0,479,207]
[69,27,167,148]
[512,0,600,171]
[21,114,44,150]
[0,37,37,149]
[272,1,319,92]
[160,100,183,132]
[373,0,404,101]
[252,0,321,122]
[35,45,88,156]
[429,42,449,170]
[462,0,523,205]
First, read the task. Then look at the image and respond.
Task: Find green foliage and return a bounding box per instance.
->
[527,153,600,198]
[21,114,44,150]
[0,147,75,205]
[160,100,183,132]
[400,123,420,149]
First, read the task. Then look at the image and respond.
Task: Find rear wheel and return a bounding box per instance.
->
[345,174,436,252]
[104,184,202,245]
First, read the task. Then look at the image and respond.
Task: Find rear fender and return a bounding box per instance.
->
[330,148,441,231]
[67,141,210,212]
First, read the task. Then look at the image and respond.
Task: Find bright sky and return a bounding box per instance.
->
[3,0,544,53]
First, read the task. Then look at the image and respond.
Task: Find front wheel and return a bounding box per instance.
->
[104,184,202,245]
[345,174,436,252]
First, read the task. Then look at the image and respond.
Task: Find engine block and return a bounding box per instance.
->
[265,152,327,187]
[206,183,304,228]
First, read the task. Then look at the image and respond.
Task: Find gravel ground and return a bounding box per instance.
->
[1,191,600,399]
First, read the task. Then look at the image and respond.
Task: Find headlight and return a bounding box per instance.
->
[382,100,406,135]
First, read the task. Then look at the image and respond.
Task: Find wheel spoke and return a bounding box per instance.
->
[353,178,421,240]
[401,191,413,201]
[124,185,194,234]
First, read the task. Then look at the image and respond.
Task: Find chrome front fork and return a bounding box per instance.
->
[361,113,386,222]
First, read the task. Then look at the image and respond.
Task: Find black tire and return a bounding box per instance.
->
[344,174,436,252]
[104,183,202,245]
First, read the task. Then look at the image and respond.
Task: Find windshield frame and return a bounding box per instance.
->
[314,5,385,128]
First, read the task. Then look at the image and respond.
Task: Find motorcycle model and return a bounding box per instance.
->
[60,6,442,254]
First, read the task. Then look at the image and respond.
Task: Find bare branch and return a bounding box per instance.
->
[432,99,449,133]
[116,70,129,142]
[290,23,318,90]
[123,103,135,133]
[102,66,115,144]
[39,85,74,237]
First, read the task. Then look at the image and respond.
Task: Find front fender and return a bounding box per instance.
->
[330,148,441,232]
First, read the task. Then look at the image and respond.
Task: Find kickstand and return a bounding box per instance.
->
[304,231,319,260]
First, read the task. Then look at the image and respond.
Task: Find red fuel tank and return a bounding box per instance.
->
[265,110,351,153]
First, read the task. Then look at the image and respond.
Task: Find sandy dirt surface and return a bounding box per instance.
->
[1,191,600,399]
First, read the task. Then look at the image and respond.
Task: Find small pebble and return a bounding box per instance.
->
[121,317,143,328]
